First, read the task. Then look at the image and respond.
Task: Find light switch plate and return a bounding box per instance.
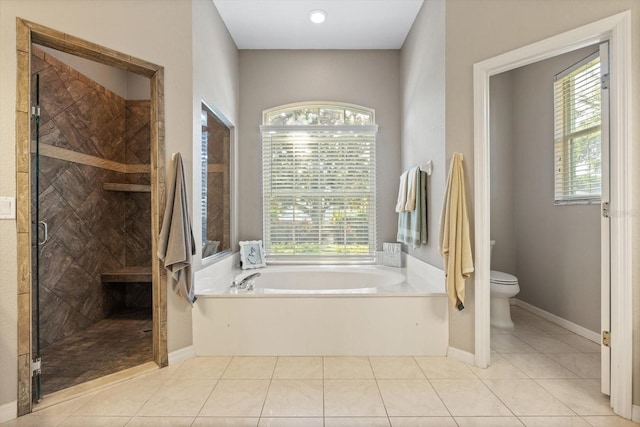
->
[0,197,16,219]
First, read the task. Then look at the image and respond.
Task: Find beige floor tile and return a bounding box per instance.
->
[518,416,591,426]
[491,335,538,354]
[76,379,163,416]
[222,357,277,380]
[58,416,129,427]
[325,417,391,427]
[526,319,575,335]
[136,379,217,416]
[377,379,449,417]
[467,353,528,379]
[173,357,232,380]
[581,416,640,426]
[560,335,601,353]
[429,379,512,417]
[482,379,574,416]
[257,418,322,427]
[369,357,425,379]
[414,356,475,379]
[324,379,386,417]
[193,418,259,427]
[545,353,601,379]
[137,363,182,381]
[199,380,270,417]
[0,415,66,427]
[126,417,195,427]
[324,357,374,379]
[516,334,582,354]
[454,417,524,426]
[389,417,457,427]
[261,379,323,417]
[31,392,97,418]
[272,357,322,379]
[502,353,578,379]
[535,379,613,416]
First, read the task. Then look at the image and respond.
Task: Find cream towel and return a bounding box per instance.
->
[404,166,419,212]
[439,153,474,310]
[395,170,409,212]
[158,153,197,305]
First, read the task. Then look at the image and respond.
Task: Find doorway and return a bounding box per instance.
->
[15,19,168,415]
[473,12,632,419]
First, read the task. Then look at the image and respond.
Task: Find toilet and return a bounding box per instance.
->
[490,240,520,328]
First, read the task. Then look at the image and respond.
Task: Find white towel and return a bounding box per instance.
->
[395,170,409,213]
[439,153,473,311]
[158,153,197,305]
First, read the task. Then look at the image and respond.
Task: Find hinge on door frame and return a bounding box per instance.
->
[602,330,611,347]
[32,357,41,377]
[602,202,610,218]
[601,73,610,90]
[31,106,41,118]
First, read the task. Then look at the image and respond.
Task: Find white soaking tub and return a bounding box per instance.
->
[193,261,449,356]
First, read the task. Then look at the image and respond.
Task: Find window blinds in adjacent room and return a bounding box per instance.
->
[553,50,604,204]
[261,122,377,262]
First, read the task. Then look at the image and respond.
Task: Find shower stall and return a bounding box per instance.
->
[30,44,153,399]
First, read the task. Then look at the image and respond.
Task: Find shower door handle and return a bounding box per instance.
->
[38,221,48,246]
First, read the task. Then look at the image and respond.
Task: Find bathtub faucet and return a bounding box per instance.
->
[232,272,261,290]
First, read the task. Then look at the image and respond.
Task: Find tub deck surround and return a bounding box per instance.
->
[193,255,448,356]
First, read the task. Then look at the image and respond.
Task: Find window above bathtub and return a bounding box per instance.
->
[261,102,378,263]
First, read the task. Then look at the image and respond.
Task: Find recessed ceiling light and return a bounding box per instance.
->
[309,10,326,24]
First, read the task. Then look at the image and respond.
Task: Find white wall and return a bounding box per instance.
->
[445,0,640,400]
[238,50,401,249]
[400,0,446,268]
[0,0,239,409]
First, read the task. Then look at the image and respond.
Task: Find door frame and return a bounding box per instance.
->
[15,18,168,415]
[472,11,632,419]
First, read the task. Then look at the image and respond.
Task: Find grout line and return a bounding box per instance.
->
[367,356,391,425]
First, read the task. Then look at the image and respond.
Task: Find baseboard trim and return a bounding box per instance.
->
[513,299,600,343]
[168,345,196,365]
[447,346,475,365]
[0,400,16,423]
[632,404,640,423]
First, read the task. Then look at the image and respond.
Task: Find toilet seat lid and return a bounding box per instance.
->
[490,270,518,285]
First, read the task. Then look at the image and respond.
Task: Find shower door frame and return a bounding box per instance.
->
[15,18,168,416]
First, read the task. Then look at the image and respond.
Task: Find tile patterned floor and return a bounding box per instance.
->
[4,305,638,426]
[40,309,153,395]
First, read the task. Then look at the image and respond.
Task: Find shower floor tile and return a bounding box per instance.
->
[40,308,152,395]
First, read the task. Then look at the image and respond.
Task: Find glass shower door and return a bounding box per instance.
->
[30,73,43,403]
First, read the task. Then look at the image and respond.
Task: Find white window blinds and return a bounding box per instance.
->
[553,52,602,204]
[261,124,377,262]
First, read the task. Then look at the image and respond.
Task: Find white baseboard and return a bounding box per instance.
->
[632,404,640,423]
[513,299,600,343]
[447,346,475,365]
[0,400,16,423]
[168,345,196,365]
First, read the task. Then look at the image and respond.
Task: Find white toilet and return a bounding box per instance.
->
[490,240,520,328]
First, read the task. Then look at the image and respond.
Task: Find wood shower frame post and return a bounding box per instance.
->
[15,18,167,416]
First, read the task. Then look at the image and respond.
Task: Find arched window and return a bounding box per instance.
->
[261,102,378,262]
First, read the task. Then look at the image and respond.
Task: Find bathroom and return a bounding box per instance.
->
[1,0,639,424]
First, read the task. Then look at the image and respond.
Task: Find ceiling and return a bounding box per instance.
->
[212,0,424,50]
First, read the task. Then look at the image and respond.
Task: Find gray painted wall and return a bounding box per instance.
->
[400,0,446,269]
[512,46,601,333]
[238,50,401,250]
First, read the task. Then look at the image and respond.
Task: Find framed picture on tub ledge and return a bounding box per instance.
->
[239,240,266,270]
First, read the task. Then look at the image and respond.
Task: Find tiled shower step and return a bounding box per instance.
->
[101,266,152,283]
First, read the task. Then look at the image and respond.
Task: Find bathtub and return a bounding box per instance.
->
[193,259,449,356]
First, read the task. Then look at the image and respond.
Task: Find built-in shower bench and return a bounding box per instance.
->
[101,266,152,284]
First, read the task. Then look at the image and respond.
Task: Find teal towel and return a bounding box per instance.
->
[397,169,427,248]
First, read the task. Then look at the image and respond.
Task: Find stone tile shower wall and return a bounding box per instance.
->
[31,46,151,348]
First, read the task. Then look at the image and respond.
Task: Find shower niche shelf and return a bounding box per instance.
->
[101,266,152,284]
[103,183,151,193]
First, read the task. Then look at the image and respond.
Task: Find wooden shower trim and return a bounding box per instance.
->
[15,18,168,416]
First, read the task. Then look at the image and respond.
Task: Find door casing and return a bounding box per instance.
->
[472,11,632,419]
